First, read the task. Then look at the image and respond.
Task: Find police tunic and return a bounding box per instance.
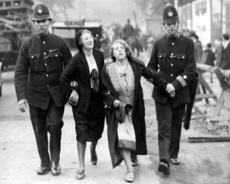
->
[15,33,72,110]
[148,34,196,107]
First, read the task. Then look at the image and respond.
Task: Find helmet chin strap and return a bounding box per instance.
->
[164,24,179,38]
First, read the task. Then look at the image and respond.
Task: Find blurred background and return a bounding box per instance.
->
[0,0,230,69]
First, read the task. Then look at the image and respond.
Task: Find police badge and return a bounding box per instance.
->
[37,6,43,14]
[167,10,173,17]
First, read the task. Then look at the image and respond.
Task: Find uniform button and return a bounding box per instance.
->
[47,85,49,87]
[171,74,173,77]
[43,41,45,44]
[172,42,174,45]
[171,63,173,66]
[55,54,58,57]
[44,52,46,55]
[46,74,48,77]
[31,56,34,58]
[171,53,174,55]
[182,56,185,59]
[45,63,47,66]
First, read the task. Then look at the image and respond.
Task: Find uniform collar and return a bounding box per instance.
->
[165,33,180,39]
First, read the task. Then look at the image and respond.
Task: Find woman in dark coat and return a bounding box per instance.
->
[60,29,105,180]
[101,39,168,182]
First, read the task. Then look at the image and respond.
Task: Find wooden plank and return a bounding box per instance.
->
[196,93,217,99]
[188,136,230,143]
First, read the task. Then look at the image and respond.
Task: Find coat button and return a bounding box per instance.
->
[31,56,34,58]
[43,41,45,44]
[47,85,49,87]
[171,74,173,77]
[172,43,174,45]
[45,63,47,66]
[171,63,173,66]
[46,74,48,77]
[55,54,58,57]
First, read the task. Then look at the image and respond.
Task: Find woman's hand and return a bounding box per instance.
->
[113,100,121,108]
[69,90,79,106]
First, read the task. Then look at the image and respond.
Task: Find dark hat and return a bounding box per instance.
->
[75,29,93,51]
[223,33,229,40]
[188,32,198,39]
[32,3,52,21]
[163,3,179,24]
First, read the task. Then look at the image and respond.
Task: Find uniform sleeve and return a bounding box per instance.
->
[60,57,77,97]
[14,40,29,102]
[171,40,196,91]
[147,41,159,72]
[142,67,167,90]
[61,38,72,68]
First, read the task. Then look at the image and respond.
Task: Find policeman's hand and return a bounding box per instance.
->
[166,84,175,93]
[113,100,121,108]
[17,99,28,112]
[169,91,175,98]
[69,90,79,106]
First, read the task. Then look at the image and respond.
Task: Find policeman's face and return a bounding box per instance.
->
[81,32,94,50]
[112,42,127,61]
[33,19,50,37]
[164,21,179,36]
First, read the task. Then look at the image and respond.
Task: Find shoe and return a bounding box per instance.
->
[37,165,51,175]
[90,146,98,165]
[76,169,85,180]
[158,162,170,175]
[171,158,180,165]
[124,171,134,183]
[51,162,61,176]
[131,155,138,166]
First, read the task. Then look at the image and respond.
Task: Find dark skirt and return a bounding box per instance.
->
[72,90,105,142]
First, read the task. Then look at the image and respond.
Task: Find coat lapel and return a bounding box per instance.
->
[80,51,90,79]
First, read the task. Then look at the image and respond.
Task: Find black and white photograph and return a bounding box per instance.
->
[0,0,230,183]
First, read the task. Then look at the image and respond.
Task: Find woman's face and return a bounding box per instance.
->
[112,42,127,61]
[81,32,94,49]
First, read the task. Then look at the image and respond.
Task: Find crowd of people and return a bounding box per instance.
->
[13,2,230,183]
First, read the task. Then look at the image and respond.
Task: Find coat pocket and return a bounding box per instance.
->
[176,54,187,69]
[27,53,41,71]
[157,53,167,70]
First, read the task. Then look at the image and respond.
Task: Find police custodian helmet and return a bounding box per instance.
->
[163,3,179,24]
[32,3,52,21]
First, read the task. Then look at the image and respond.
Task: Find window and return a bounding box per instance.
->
[14,1,20,6]
[5,2,11,6]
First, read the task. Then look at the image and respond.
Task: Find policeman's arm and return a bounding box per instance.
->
[14,40,29,102]
[147,42,159,72]
[61,39,72,68]
[171,40,196,91]
[142,67,167,90]
[60,57,77,97]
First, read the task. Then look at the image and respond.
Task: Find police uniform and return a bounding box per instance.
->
[14,4,72,173]
[147,4,196,167]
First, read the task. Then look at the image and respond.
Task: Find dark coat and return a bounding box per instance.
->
[148,34,197,108]
[14,33,72,110]
[203,48,216,66]
[220,42,230,69]
[60,49,105,113]
[101,57,167,168]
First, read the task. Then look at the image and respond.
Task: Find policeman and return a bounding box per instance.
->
[147,3,196,175]
[14,3,72,176]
